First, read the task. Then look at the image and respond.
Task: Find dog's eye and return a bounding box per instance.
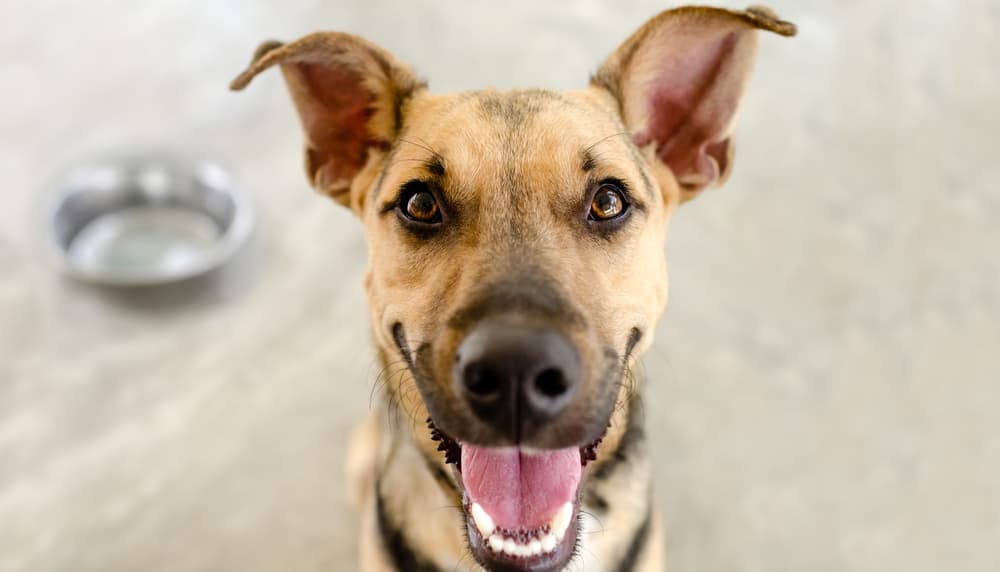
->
[398,181,442,224]
[406,191,439,222]
[589,183,628,221]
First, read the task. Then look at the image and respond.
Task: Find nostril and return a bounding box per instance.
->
[453,321,581,435]
[533,368,568,398]
[465,365,501,398]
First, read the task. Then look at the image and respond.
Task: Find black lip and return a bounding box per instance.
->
[427,417,462,467]
[426,417,606,471]
[391,322,414,368]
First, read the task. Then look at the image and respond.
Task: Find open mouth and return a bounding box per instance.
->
[429,419,603,571]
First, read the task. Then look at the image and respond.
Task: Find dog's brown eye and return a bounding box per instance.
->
[405,191,439,222]
[397,180,442,225]
[589,184,627,221]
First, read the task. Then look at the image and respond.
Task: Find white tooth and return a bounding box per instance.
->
[540,533,557,553]
[549,502,574,540]
[519,446,544,457]
[503,538,518,556]
[470,502,495,537]
[515,544,531,558]
[487,534,504,552]
[528,539,542,556]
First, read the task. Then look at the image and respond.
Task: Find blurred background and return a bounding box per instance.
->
[1,0,998,571]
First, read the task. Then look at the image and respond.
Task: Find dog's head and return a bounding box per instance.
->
[233,6,793,571]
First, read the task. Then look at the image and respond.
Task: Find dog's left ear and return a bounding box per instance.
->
[231,33,425,211]
[593,5,795,200]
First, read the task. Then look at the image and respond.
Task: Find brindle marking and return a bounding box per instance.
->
[614,506,653,572]
[376,479,442,572]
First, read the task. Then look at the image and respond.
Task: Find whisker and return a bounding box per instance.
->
[370,359,409,410]
[385,157,438,169]
[387,367,412,433]
[579,508,606,535]
[583,130,629,156]
[412,135,443,157]
[398,137,442,160]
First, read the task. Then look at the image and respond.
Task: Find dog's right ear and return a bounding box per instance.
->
[231,33,425,210]
[592,5,795,201]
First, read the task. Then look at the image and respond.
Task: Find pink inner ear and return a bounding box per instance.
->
[298,62,376,190]
[632,32,740,190]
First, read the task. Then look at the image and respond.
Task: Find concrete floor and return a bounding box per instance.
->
[2,0,998,570]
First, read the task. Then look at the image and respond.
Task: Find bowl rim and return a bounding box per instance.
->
[43,153,255,286]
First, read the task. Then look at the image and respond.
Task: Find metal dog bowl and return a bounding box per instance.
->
[47,154,254,286]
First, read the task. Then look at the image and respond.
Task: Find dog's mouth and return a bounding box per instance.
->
[429,419,603,571]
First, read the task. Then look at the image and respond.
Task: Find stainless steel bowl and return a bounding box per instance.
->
[47,154,254,286]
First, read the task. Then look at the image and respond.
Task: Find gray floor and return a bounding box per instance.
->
[2,1,999,571]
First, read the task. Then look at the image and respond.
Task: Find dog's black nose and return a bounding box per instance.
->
[454,321,581,442]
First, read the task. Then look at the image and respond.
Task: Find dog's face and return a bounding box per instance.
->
[366,87,672,448]
[233,6,794,571]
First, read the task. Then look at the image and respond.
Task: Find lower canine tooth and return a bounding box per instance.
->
[540,533,557,553]
[470,502,495,537]
[487,534,504,552]
[549,502,573,540]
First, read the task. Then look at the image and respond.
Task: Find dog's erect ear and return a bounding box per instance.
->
[593,5,795,199]
[231,33,425,208]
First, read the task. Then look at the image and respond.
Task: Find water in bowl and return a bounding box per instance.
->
[68,205,221,281]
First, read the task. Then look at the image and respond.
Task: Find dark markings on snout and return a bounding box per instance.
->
[447,270,584,332]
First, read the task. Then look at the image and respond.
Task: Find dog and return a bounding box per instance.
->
[231,5,795,570]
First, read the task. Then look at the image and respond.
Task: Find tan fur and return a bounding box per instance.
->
[233,5,795,571]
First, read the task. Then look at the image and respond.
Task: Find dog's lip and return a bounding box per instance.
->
[426,417,606,473]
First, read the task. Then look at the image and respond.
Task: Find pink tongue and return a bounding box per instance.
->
[461,445,581,530]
